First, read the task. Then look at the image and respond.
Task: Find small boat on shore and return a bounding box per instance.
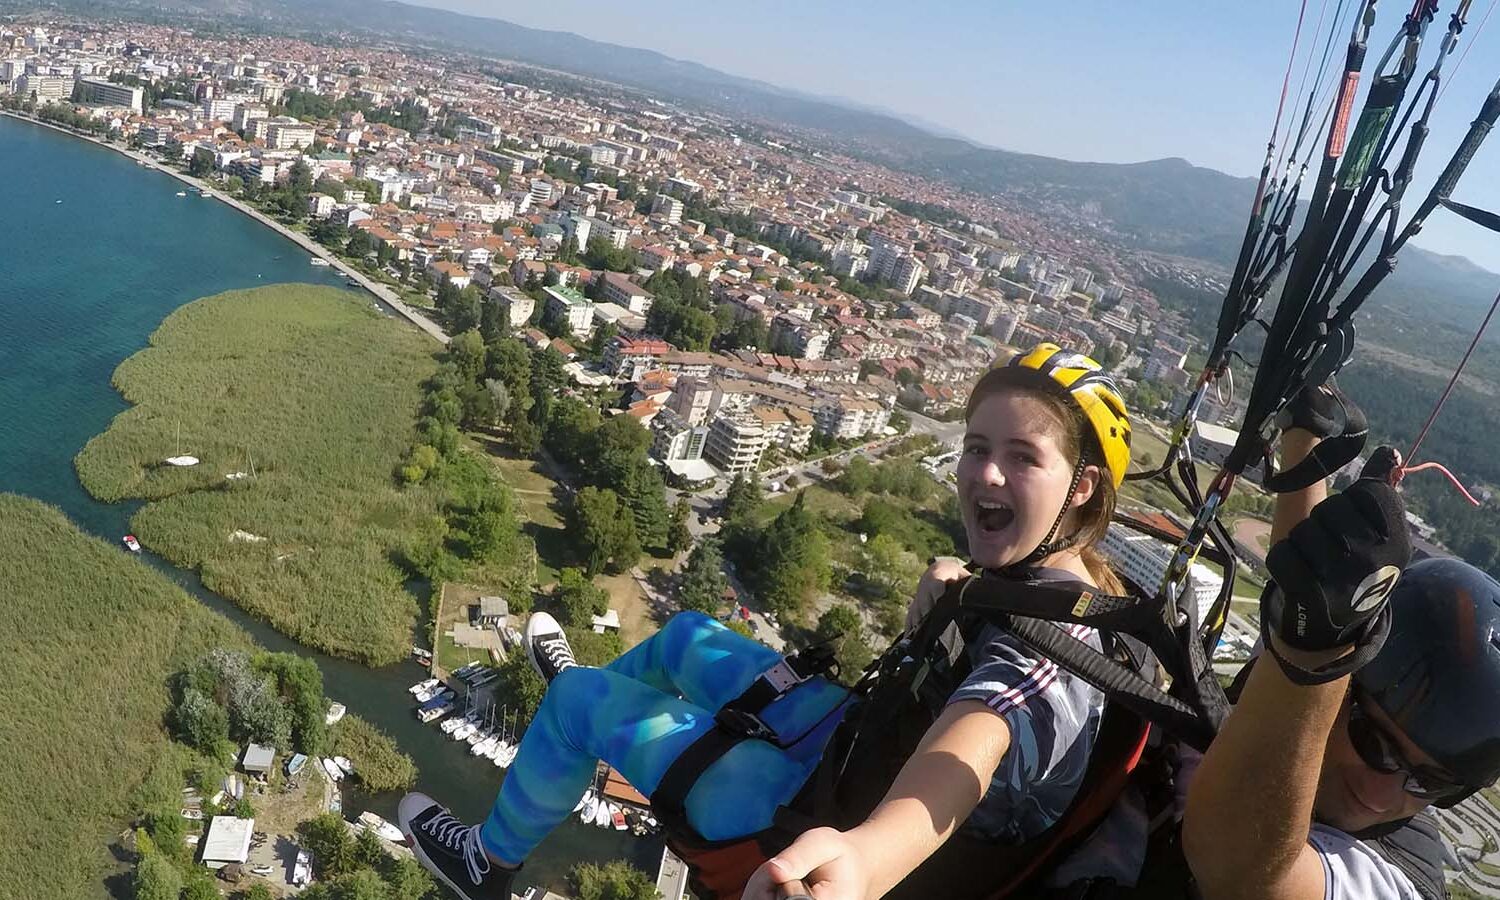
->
[164,455,199,467]
[579,794,599,824]
[285,753,308,777]
[325,701,347,726]
[199,189,211,198]
[333,756,354,777]
[321,758,344,782]
[594,801,611,828]
[123,534,142,553]
[310,257,331,266]
[357,811,405,843]
[611,804,628,831]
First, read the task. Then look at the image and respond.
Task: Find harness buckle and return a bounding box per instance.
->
[715,707,777,742]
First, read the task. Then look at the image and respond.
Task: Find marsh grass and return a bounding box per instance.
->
[0,494,248,900]
[75,285,442,664]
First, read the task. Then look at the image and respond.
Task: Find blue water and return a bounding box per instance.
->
[0,115,655,892]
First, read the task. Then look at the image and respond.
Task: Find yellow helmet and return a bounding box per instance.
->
[971,343,1132,488]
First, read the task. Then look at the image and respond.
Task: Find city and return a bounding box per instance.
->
[2,5,1499,900]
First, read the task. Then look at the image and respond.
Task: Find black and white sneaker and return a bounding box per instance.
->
[398,792,517,900]
[524,611,577,684]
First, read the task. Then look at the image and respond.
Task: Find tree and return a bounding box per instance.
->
[491,650,546,725]
[480,296,510,343]
[187,151,212,176]
[667,498,693,555]
[815,603,873,675]
[569,487,640,576]
[345,228,375,258]
[448,330,487,384]
[485,379,512,426]
[545,397,603,466]
[331,867,388,900]
[677,537,729,614]
[383,856,438,899]
[510,415,542,455]
[862,533,910,600]
[569,860,659,900]
[756,495,832,617]
[171,687,231,757]
[223,174,244,195]
[552,567,610,628]
[486,338,532,396]
[300,812,356,879]
[609,455,671,550]
[352,827,386,869]
[722,474,764,526]
[133,852,182,900]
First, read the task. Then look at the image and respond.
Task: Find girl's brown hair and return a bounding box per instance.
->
[966,376,1124,594]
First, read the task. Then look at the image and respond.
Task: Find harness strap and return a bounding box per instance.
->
[721,645,838,718]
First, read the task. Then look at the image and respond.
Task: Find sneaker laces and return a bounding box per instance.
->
[422,810,491,885]
[538,634,576,671]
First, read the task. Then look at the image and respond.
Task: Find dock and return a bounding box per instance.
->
[655,845,689,900]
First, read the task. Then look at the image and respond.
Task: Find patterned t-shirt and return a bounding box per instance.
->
[943,567,1108,844]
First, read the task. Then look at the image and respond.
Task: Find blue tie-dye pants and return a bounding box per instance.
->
[479,611,853,864]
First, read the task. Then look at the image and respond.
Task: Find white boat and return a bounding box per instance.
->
[333,756,354,777]
[357,811,406,843]
[310,257,331,266]
[466,726,489,746]
[491,739,510,765]
[611,803,628,831]
[325,701,347,726]
[180,808,204,821]
[175,191,187,197]
[594,800,611,828]
[440,716,465,734]
[321,758,344,782]
[452,723,477,742]
[579,795,599,824]
[409,678,439,696]
[574,789,594,813]
[164,455,200,467]
[471,735,498,757]
[123,534,142,553]
[199,189,211,198]
[417,703,452,724]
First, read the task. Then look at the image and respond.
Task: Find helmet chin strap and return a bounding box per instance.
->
[1007,455,1086,572]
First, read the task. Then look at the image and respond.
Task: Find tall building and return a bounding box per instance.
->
[266,120,316,149]
[1099,524,1222,626]
[704,413,768,476]
[201,97,238,121]
[529,179,555,207]
[488,286,534,330]
[232,103,268,132]
[17,73,73,101]
[651,193,684,225]
[74,77,142,112]
[542,285,595,339]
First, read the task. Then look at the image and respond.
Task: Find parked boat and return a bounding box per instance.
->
[472,735,498,757]
[466,725,489,746]
[164,455,200,467]
[199,189,211,198]
[440,716,465,735]
[333,756,354,777]
[574,789,594,813]
[594,801,611,828]
[579,794,599,824]
[321,758,344,782]
[310,257,331,266]
[325,701,347,725]
[285,753,308,777]
[611,804,628,831]
[181,808,204,821]
[123,534,142,553]
[357,810,406,843]
[409,678,439,696]
[175,191,187,197]
[452,722,477,742]
[417,703,452,724]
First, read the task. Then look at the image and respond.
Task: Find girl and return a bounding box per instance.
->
[398,343,1132,900]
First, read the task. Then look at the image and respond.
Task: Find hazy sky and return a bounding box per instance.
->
[416,1,1500,270]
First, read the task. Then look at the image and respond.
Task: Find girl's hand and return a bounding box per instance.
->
[905,556,969,633]
[743,827,876,900]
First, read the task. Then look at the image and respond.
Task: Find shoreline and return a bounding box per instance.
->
[0,109,449,346]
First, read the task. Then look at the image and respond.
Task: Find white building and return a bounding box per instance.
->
[1099,524,1223,626]
[704,413,768,476]
[543,286,595,340]
[201,97,238,121]
[652,194,684,225]
[74,77,142,112]
[266,121,316,150]
[529,179,555,207]
[599,273,655,314]
[651,407,707,462]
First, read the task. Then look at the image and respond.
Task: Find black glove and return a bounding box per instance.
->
[1260,472,1411,683]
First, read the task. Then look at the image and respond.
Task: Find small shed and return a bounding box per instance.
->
[240,743,275,778]
[477,595,509,628]
[201,816,254,870]
[591,608,621,635]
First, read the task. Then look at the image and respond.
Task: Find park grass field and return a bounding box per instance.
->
[0,494,249,900]
[75,285,441,664]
